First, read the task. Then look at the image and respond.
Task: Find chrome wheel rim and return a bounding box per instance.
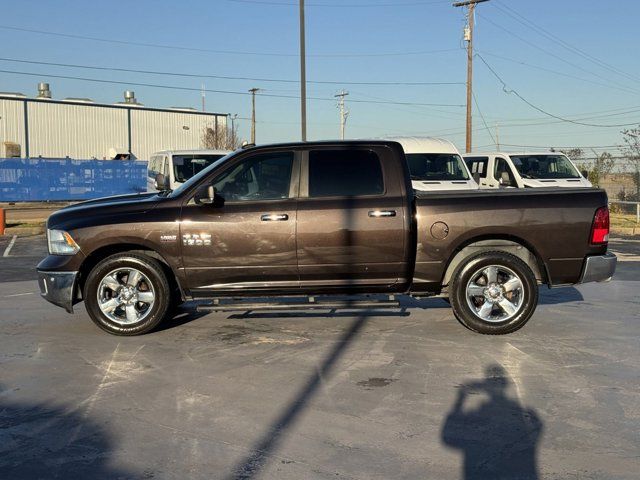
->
[97,268,155,325]
[465,265,524,323]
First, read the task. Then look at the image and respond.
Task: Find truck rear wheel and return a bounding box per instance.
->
[449,251,538,335]
[84,253,172,335]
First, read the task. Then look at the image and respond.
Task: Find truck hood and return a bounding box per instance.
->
[47,192,163,230]
[521,178,592,188]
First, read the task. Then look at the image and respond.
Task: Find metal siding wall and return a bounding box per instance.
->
[130,110,226,160]
[0,99,26,154]
[28,102,128,159]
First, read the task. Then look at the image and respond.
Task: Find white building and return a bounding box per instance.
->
[0,84,227,160]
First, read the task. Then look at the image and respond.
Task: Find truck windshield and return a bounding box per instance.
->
[173,154,227,183]
[169,153,234,197]
[407,153,469,181]
[509,155,580,179]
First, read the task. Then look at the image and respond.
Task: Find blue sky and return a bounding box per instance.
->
[0,0,638,155]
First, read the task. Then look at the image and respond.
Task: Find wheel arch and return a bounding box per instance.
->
[441,235,549,289]
[76,243,186,303]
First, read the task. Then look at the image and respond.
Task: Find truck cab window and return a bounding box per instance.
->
[212,151,293,202]
[464,156,488,178]
[308,149,384,197]
[495,157,516,186]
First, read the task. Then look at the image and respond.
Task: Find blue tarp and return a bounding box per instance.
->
[0,158,148,201]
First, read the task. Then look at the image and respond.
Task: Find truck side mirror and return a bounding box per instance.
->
[472,172,481,184]
[154,173,170,191]
[195,185,218,205]
[499,171,512,187]
[581,170,589,179]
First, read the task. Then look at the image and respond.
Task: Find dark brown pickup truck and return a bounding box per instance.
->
[37,140,616,336]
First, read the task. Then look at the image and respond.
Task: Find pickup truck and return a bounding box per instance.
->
[37,140,616,336]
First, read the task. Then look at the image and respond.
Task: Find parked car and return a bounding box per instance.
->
[147,149,230,192]
[38,140,615,336]
[384,136,477,191]
[463,152,592,189]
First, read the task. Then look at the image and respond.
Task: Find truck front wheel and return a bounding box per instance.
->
[450,251,538,335]
[84,253,172,335]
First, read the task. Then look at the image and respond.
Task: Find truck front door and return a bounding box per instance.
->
[180,150,299,295]
[296,146,410,292]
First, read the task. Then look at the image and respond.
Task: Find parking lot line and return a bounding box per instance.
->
[2,235,17,257]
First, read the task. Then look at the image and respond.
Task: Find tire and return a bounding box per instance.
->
[449,251,538,335]
[84,253,172,335]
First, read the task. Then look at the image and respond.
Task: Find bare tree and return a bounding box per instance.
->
[621,126,640,201]
[585,151,615,188]
[202,122,241,151]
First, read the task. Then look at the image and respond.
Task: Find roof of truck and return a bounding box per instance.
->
[381,136,459,154]
[462,152,569,157]
[152,149,230,156]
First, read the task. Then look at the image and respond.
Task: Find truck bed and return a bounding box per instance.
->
[412,187,609,291]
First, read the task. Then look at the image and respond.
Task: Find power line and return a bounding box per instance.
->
[471,91,496,146]
[0,56,464,86]
[0,68,465,107]
[476,50,640,97]
[228,0,449,6]
[493,1,640,85]
[0,24,459,58]
[475,54,640,128]
[475,13,640,96]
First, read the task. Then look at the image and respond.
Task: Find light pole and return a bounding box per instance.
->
[299,0,307,141]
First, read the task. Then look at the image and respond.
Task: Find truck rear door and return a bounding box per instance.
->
[296,144,412,291]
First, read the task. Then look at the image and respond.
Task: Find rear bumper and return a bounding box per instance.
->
[579,252,617,284]
[37,270,78,313]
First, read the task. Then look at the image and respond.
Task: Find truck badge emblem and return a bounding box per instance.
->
[183,233,212,246]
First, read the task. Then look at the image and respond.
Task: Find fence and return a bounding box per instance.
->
[0,158,148,202]
[609,200,640,223]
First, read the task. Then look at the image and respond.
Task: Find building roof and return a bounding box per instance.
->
[0,94,227,117]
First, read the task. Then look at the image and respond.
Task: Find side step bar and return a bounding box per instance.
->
[196,297,401,313]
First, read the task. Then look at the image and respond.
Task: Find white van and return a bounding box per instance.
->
[147,149,230,191]
[384,136,477,191]
[463,152,592,189]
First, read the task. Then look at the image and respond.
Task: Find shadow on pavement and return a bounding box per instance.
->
[538,286,584,305]
[441,364,543,480]
[227,313,370,479]
[0,387,136,479]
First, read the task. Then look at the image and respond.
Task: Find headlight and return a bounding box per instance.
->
[47,229,80,255]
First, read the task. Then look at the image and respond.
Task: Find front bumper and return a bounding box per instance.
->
[579,252,617,283]
[37,270,79,313]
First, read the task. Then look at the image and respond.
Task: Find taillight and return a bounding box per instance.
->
[590,206,609,245]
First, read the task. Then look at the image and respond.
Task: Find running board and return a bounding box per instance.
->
[196,297,401,313]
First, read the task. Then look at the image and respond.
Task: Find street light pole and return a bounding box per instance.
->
[299,0,307,141]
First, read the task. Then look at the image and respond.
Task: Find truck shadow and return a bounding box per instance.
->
[441,364,543,480]
[164,287,585,326]
[0,386,137,479]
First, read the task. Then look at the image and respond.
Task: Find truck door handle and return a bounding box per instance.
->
[261,213,289,221]
[369,210,396,218]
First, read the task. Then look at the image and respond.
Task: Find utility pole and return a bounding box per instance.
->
[335,90,349,140]
[248,88,260,144]
[201,83,206,112]
[453,0,489,153]
[299,0,307,141]
[230,114,238,138]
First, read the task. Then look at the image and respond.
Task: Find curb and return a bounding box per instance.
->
[611,226,639,237]
[3,226,46,236]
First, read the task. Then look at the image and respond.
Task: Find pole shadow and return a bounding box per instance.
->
[227,313,369,479]
[441,364,543,480]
